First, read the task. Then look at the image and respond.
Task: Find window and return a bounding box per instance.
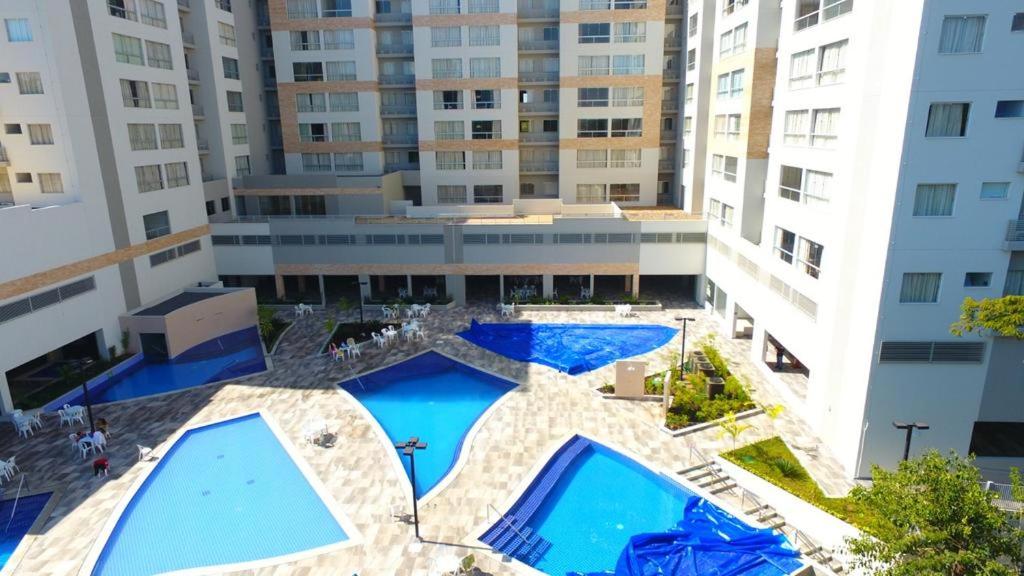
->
[577,149,608,168]
[331,122,361,141]
[774,227,796,264]
[900,273,941,303]
[16,72,43,94]
[1013,13,1024,32]
[577,119,608,138]
[939,15,985,54]
[719,23,747,57]
[684,83,693,104]
[473,89,499,109]
[611,118,642,137]
[146,41,173,69]
[612,86,644,106]
[579,55,610,76]
[471,120,500,139]
[14,173,31,183]
[964,272,992,288]
[468,0,498,13]
[165,162,189,187]
[322,0,353,17]
[301,153,332,172]
[434,90,463,110]
[788,48,815,89]
[38,173,63,194]
[0,73,9,83]
[230,124,247,145]
[218,22,236,47]
[322,29,353,49]
[817,40,846,85]
[712,154,738,182]
[577,184,607,203]
[797,238,824,278]
[581,0,649,9]
[473,185,503,203]
[293,62,324,81]
[783,110,808,145]
[299,123,327,142]
[613,54,644,75]
[810,108,839,147]
[135,165,163,192]
[472,150,502,170]
[431,26,461,47]
[4,124,21,134]
[235,155,253,176]
[143,211,171,240]
[222,57,239,79]
[287,0,318,18]
[432,58,462,79]
[139,0,167,28]
[221,197,230,211]
[4,18,31,42]
[683,116,692,136]
[722,0,748,16]
[206,200,216,216]
[27,124,53,145]
[578,87,609,107]
[151,82,178,109]
[913,184,956,216]
[980,182,1009,200]
[688,14,698,37]
[160,124,184,148]
[469,25,500,46]
[429,0,460,14]
[436,151,466,170]
[716,69,744,98]
[613,22,646,43]
[470,57,500,78]
[925,102,970,137]
[128,124,157,150]
[779,165,831,205]
[579,23,611,43]
[686,48,696,71]
[610,149,642,168]
[995,100,1024,118]
[437,185,467,204]
[291,30,321,50]
[609,183,640,202]
[113,34,145,65]
[226,91,244,112]
[329,92,358,111]
[435,121,464,140]
[325,61,356,80]
[120,79,151,108]
[333,152,362,171]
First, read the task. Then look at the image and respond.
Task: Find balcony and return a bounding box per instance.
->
[377,43,414,55]
[659,159,675,171]
[665,2,684,16]
[662,100,679,112]
[1005,220,1024,250]
[0,145,8,166]
[519,132,558,143]
[520,161,558,173]
[519,101,558,113]
[177,0,190,9]
[264,76,277,88]
[663,68,681,80]
[181,31,195,46]
[664,34,681,49]
[384,162,419,172]
[215,0,232,12]
[260,46,274,59]
[661,130,677,141]
[379,74,415,86]
[192,103,204,117]
[380,104,417,116]
[383,133,418,145]
[376,12,412,24]
[795,0,853,31]
[518,71,558,84]
[519,40,558,52]
[197,138,210,152]
[256,11,270,26]
[186,68,199,82]
[517,6,559,19]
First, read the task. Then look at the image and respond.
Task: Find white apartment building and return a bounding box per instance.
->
[703,0,1024,479]
[0,0,262,414]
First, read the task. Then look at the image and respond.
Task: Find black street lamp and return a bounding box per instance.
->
[892,421,929,461]
[395,436,427,540]
[670,316,695,410]
[81,378,96,434]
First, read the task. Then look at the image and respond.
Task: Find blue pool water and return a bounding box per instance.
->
[339,352,515,496]
[0,493,52,570]
[482,437,802,576]
[92,414,348,576]
[458,321,678,374]
[48,327,266,408]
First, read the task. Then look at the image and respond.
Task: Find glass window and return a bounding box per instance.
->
[227,90,244,112]
[323,29,354,49]
[331,122,361,141]
[473,184,503,203]
[151,82,178,108]
[612,86,644,106]
[143,211,171,240]
[577,118,608,137]
[325,60,356,80]
[38,173,63,194]
[431,58,462,79]
[774,227,796,264]
[578,87,609,107]
[139,0,167,28]
[900,273,941,303]
[120,79,152,108]
[27,124,53,145]
[128,123,158,150]
[222,56,239,79]
[433,90,463,110]
[293,61,324,81]
[817,39,846,85]
[165,161,189,187]
[218,22,236,47]
[429,0,460,14]
[925,102,970,137]
[468,0,498,13]
[612,54,644,74]
[329,92,358,111]
[810,108,839,147]
[964,272,992,287]
[576,184,607,203]
[472,150,502,170]
[579,23,611,43]
[1013,13,1024,32]
[609,183,640,202]
[135,164,163,193]
[469,25,500,46]
[610,149,641,168]
[788,48,815,89]
[995,100,1024,118]
[4,18,32,42]
[797,238,824,278]
[437,185,467,204]
[230,123,248,145]
[615,22,645,43]
[113,34,145,65]
[610,118,642,137]
[435,151,466,170]
[577,149,608,168]
[783,110,809,145]
[431,26,461,47]
[980,182,1009,200]
[913,184,956,216]
[469,57,500,78]
[146,41,173,69]
[333,152,362,171]
[579,55,610,76]
[322,0,353,17]
[939,15,986,53]
[160,124,184,148]
[291,30,321,50]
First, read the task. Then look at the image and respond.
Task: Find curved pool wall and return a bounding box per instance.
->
[44,326,266,409]
[0,492,53,571]
[338,351,516,498]
[480,436,803,576]
[457,321,678,374]
[90,413,353,576]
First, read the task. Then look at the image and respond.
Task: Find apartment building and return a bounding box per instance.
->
[702,0,1024,479]
[212,0,707,307]
[0,0,261,413]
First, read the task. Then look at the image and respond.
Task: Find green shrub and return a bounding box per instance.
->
[598,383,615,394]
[772,457,807,480]
[663,363,754,429]
[702,344,731,377]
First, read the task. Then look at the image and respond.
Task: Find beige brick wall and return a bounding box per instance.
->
[268,0,374,30]
[560,75,665,149]
[560,0,667,23]
[277,82,382,152]
[419,139,518,152]
[415,78,518,91]
[745,48,777,160]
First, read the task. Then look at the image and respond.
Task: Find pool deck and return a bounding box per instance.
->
[0,301,851,576]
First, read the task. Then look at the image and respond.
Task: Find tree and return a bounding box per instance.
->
[718,411,754,450]
[763,404,785,435]
[848,451,1024,576]
[257,305,276,340]
[950,296,1024,340]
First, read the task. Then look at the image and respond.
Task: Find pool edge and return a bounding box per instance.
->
[0,487,63,576]
[76,410,363,576]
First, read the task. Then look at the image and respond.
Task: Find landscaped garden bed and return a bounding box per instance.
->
[258,306,291,351]
[13,352,135,410]
[721,437,882,533]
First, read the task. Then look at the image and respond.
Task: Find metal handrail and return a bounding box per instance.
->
[487,503,531,546]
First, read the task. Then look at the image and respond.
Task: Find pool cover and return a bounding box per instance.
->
[575,497,804,576]
[457,321,678,375]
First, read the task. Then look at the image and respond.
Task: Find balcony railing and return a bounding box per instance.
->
[177,0,190,8]
[186,68,199,81]
[794,0,853,32]
[196,138,209,151]
[665,2,683,15]
[661,100,679,111]
[181,31,195,45]
[379,74,415,86]
[661,130,677,141]
[518,71,558,83]
[381,104,417,116]
[664,34,681,48]
[256,11,270,26]
[192,103,204,117]
[663,68,681,80]
[517,7,559,19]
[383,133,418,145]
[376,12,413,23]
[377,43,414,55]
[519,132,558,143]
[0,146,8,165]
[658,159,674,171]
[384,162,419,172]
[520,161,558,172]
[260,46,274,58]
[519,40,558,51]
[519,101,558,113]
[1006,220,1024,242]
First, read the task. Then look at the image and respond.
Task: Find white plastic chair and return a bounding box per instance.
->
[346,338,361,358]
[137,445,154,462]
[92,430,107,453]
[15,420,33,439]
[6,456,19,477]
[294,305,303,320]
[372,332,385,349]
[78,438,96,460]
[421,303,431,318]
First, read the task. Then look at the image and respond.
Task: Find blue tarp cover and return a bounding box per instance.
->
[574,497,804,576]
[457,321,678,375]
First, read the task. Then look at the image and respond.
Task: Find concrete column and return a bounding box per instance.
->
[589,275,595,297]
[498,275,505,302]
[357,273,372,303]
[445,274,466,306]
[0,372,13,415]
[542,274,554,298]
[318,275,326,307]
[406,275,413,298]
[274,274,286,300]
[631,274,640,298]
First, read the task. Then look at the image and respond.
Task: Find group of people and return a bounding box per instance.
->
[75,418,111,477]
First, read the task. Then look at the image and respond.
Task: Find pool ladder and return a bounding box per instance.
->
[485,504,552,566]
[4,474,27,533]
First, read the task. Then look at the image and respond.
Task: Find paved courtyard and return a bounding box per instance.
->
[0,300,852,575]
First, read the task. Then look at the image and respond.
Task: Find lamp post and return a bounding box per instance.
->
[358,280,368,325]
[81,377,96,434]
[670,316,695,412]
[892,421,929,461]
[395,436,427,540]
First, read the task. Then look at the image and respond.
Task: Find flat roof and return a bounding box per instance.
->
[133,291,222,316]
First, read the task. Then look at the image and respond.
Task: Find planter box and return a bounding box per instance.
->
[658,407,763,437]
[593,388,664,403]
[697,362,717,377]
[515,302,662,312]
[707,376,726,399]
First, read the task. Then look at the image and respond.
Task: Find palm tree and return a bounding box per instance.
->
[718,411,755,450]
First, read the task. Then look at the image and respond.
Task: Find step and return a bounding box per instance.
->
[490,521,527,552]
[709,481,737,495]
[685,468,721,483]
[677,462,708,475]
[523,538,553,565]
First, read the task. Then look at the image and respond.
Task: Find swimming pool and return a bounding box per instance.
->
[90,413,354,576]
[458,321,677,374]
[480,436,803,576]
[46,326,266,408]
[338,351,516,497]
[0,492,52,571]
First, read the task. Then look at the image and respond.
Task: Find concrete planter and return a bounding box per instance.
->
[659,407,763,437]
[515,302,662,312]
[707,376,726,398]
[592,387,664,403]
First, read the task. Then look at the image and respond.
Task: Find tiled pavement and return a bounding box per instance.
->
[1,301,851,576]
